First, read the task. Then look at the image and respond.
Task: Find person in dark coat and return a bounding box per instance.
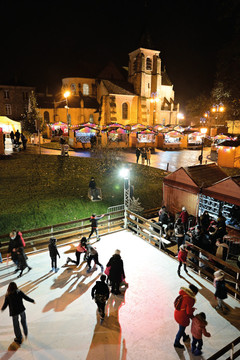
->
[20,133,27,150]
[48,237,60,273]
[174,218,185,251]
[107,249,125,295]
[91,274,109,322]
[15,130,20,145]
[88,213,105,241]
[174,284,199,349]
[1,282,35,344]
[214,270,228,310]
[10,130,15,144]
[16,247,32,277]
[7,231,23,266]
[136,147,141,163]
[86,244,104,273]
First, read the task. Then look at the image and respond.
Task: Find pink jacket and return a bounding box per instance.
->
[191,314,211,339]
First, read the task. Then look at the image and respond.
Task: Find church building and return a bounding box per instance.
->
[38,46,180,130]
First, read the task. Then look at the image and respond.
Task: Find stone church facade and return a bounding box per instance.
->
[38,47,179,128]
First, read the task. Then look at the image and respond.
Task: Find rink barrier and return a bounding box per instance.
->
[0,210,124,257]
[125,210,240,302]
[206,336,240,360]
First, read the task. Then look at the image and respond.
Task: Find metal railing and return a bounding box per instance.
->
[0,209,124,258]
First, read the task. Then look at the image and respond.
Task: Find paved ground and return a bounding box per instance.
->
[4,137,212,172]
[0,230,239,360]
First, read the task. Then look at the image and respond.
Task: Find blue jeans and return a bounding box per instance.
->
[12,311,28,340]
[174,325,187,344]
[192,337,203,350]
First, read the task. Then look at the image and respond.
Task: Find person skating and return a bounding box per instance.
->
[214,270,228,311]
[106,249,125,295]
[86,244,104,273]
[16,247,32,278]
[65,237,87,266]
[91,274,109,323]
[7,231,24,266]
[177,244,188,277]
[48,237,60,273]
[174,284,199,349]
[1,282,35,345]
[88,213,105,241]
[191,312,211,356]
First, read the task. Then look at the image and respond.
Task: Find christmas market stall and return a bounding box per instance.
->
[68,126,98,149]
[217,140,240,168]
[51,122,68,138]
[158,130,183,150]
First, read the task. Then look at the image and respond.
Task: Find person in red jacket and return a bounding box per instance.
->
[179,207,189,232]
[174,284,199,349]
[65,237,87,266]
[191,312,211,356]
[177,244,188,277]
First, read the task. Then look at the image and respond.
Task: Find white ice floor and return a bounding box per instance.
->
[0,230,239,360]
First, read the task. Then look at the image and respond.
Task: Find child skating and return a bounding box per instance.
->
[191,312,211,356]
[48,237,60,273]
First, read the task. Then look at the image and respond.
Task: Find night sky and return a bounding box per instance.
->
[0,0,239,106]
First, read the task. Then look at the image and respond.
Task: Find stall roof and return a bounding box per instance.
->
[203,176,240,206]
[163,164,228,194]
[219,140,240,147]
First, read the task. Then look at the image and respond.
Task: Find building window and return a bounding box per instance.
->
[146,57,152,70]
[44,111,50,124]
[22,91,28,100]
[4,90,9,99]
[5,104,12,115]
[70,83,77,95]
[122,102,128,119]
[83,83,89,95]
[133,59,137,72]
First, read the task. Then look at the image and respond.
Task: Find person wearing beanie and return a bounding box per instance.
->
[65,237,87,266]
[106,249,125,295]
[91,274,109,323]
[177,245,188,277]
[88,213,105,241]
[174,284,199,349]
[48,237,60,273]
[191,312,211,356]
[214,270,228,310]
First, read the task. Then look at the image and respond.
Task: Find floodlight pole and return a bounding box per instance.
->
[124,176,130,229]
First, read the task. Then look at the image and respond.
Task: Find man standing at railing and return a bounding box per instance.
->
[88,214,105,242]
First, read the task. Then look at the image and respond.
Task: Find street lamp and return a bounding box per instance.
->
[120,168,130,228]
[64,91,70,134]
[150,92,160,126]
[211,103,225,126]
[199,127,208,164]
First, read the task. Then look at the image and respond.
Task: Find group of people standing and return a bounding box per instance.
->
[10,130,27,150]
[136,147,151,165]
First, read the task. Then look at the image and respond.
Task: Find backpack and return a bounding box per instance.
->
[174,295,184,310]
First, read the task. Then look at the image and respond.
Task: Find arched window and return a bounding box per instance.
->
[70,83,77,95]
[83,83,89,95]
[133,59,137,73]
[44,111,50,124]
[146,57,152,70]
[122,102,128,120]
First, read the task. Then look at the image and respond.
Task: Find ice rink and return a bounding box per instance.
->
[0,230,239,360]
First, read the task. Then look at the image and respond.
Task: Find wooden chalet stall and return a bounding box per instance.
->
[163,164,228,216]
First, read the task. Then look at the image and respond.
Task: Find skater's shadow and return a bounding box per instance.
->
[19,272,55,294]
[86,288,128,360]
[0,341,20,360]
[182,273,240,330]
[42,267,99,312]
[63,243,78,255]
[174,344,205,360]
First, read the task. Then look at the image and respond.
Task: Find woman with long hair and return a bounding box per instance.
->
[1,282,35,344]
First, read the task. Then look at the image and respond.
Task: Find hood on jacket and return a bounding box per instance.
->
[180,287,196,300]
[194,313,208,326]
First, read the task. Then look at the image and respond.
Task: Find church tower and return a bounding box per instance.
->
[128,48,162,124]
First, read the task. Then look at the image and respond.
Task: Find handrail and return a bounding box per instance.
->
[0,210,124,257]
[207,336,240,360]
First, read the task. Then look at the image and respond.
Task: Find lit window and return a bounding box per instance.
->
[122,103,128,119]
[146,57,152,70]
[83,84,89,95]
[4,90,9,99]
[5,104,12,115]
[44,111,50,123]
[70,83,77,95]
